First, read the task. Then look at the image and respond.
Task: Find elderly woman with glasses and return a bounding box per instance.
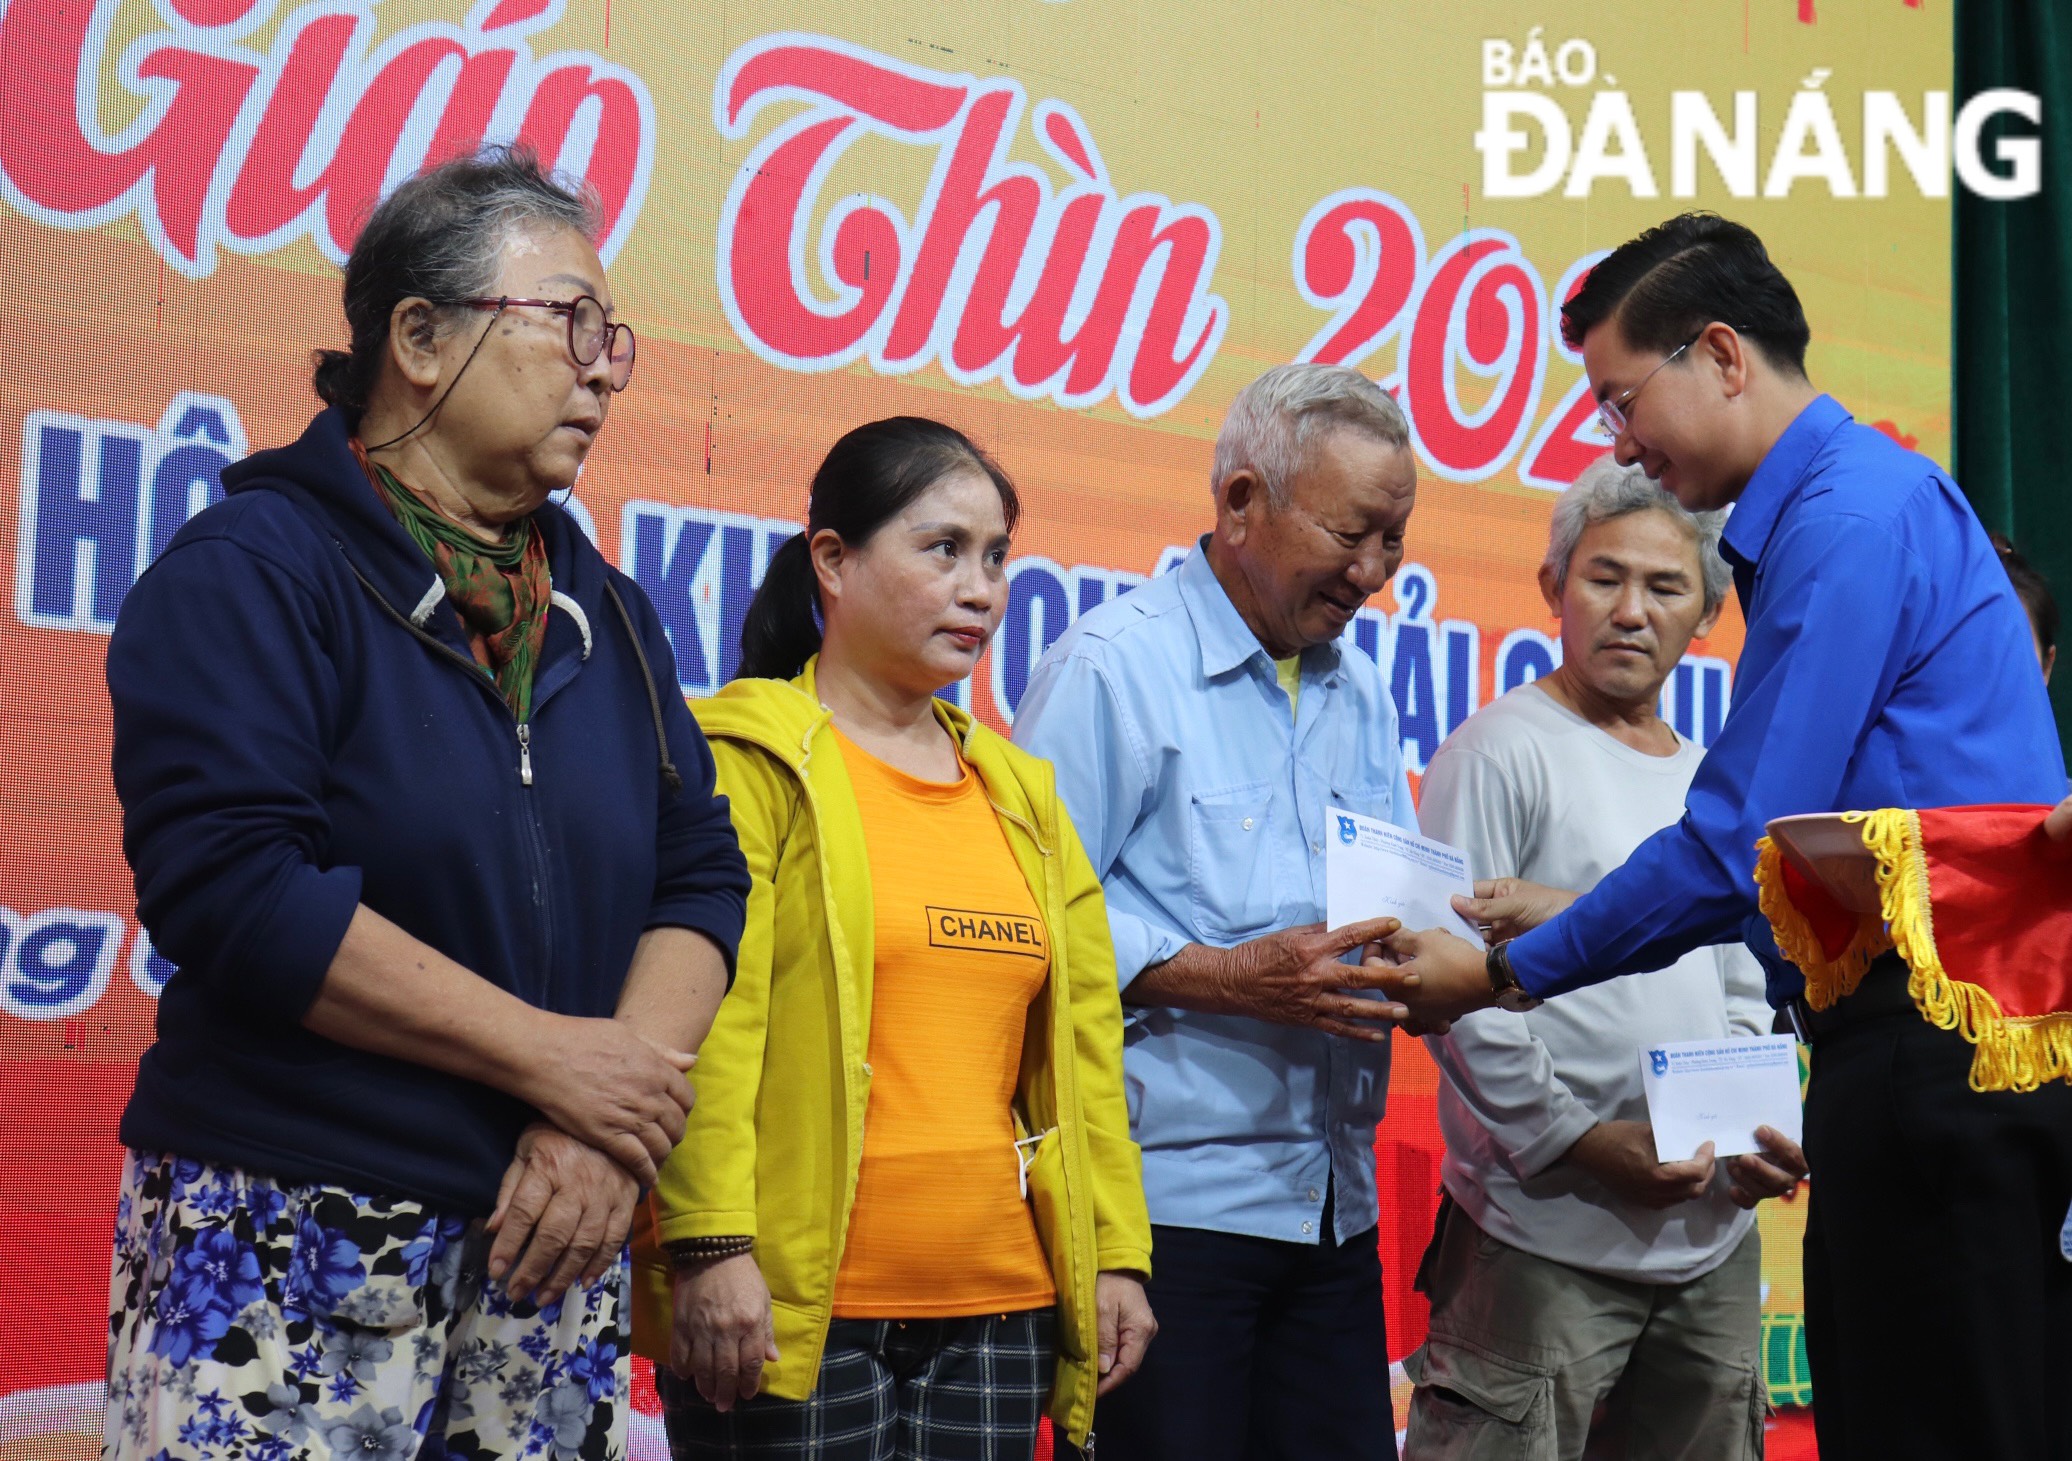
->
[99,147,749,1461]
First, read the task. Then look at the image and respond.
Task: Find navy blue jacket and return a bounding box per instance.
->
[108,408,749,1215]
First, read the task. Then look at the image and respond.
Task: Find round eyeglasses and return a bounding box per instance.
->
[461,294,636,392]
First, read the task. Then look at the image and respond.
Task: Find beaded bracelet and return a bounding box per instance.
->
[666,1235,754,1268]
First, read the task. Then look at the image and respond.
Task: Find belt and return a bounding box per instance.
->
[1779,952,1914,1047]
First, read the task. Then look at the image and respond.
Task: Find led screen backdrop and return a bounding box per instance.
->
[0,0,1954,1453]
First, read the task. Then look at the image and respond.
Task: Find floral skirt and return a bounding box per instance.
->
[103,1150,628,1461]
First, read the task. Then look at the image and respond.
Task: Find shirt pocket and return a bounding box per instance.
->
[1331,779,1397,828]
[1188,779,1279,942]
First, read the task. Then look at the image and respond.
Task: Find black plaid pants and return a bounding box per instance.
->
[659,1308,1057,1460]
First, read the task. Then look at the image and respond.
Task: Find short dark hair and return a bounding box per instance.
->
[312,146,598,418]
[1990,531,2059,657]
[1560,213,1811,377]
[737,418,1021,682]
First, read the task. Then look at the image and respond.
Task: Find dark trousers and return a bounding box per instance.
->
[1802,960,2072,1460]
[1085,1204,1396,1461]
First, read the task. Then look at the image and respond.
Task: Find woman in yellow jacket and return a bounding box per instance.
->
[631,417,1154,1459]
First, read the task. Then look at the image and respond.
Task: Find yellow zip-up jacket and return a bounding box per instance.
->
[630,661,1152,1447]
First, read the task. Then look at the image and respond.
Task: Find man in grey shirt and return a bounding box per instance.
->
[1404,460,1798,1458]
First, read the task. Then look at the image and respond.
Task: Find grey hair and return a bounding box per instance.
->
[1211,363,1412,504]
[1544,456,1733,616]
[312,145,600,417]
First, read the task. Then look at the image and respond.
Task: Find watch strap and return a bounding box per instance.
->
[1486,938,1519,995]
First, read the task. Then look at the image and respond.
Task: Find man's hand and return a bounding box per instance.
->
[1724,1125,1809,1209]
[1094,1272,1156,1396]
[1368,925,1500,1032]
[670,1252,779,1413]
[1451,878,1578,944]
[1564,1120,1717,1210]
[486,1123,640,1305]
[508,1017,695,1184]
[1130,919,1411,1040]
[1210,918,1413,1040]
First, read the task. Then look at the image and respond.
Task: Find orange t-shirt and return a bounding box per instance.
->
[830,730,1058,1318]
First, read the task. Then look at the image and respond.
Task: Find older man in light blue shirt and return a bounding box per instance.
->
[1014,363,1418,1461]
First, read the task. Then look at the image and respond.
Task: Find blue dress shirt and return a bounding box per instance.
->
[1013,542,1418,1245]
[1512,396,2067,1006]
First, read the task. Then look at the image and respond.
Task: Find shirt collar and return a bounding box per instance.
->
[1719,393,1852,568]
[1174,537,1343,680]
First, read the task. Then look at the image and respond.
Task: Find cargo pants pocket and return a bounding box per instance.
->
[1402,1338,1559,1461]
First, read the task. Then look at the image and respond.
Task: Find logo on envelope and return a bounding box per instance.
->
[1336,814,1359,845]
[1649,1048,1670,1077]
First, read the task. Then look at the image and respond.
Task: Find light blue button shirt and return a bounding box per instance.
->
[1012,542,1417,1245]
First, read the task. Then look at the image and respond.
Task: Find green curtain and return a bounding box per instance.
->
[1954,0,2072,749]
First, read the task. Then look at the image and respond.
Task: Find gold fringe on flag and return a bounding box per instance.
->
[1755,810,2072,1094]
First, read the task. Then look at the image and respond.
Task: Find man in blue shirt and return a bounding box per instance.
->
[1014,363,1419,1461]
[1384,214,2072,1460]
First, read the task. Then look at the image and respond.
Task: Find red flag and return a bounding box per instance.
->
[1757,805,2072,1093]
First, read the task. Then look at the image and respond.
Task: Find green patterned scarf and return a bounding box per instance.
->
[352,440,550,721]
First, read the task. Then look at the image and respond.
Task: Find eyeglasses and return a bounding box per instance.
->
[460,295,636,392]
[1594,329,1703,439]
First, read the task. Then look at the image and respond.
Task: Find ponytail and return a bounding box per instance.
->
[731,417,1020,684]
[737,532,823,681]
[310,347,372,416]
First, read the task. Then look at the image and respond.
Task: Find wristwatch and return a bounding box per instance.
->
[1486,939,1543,1012]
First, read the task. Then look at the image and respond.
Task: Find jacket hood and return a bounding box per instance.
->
[694,661,1060,861]
[222,406,595,621]
[693,658,982,769]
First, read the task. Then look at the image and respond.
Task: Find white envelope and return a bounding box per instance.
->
[1324,806,1483,942]
[1639,1035,1804,1162]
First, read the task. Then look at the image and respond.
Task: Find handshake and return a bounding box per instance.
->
[1192,877,1574,1043]
[1363,875,1580,1035]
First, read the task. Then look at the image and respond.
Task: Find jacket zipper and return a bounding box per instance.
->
[345,556,556,1001]
[515,727,553,992]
